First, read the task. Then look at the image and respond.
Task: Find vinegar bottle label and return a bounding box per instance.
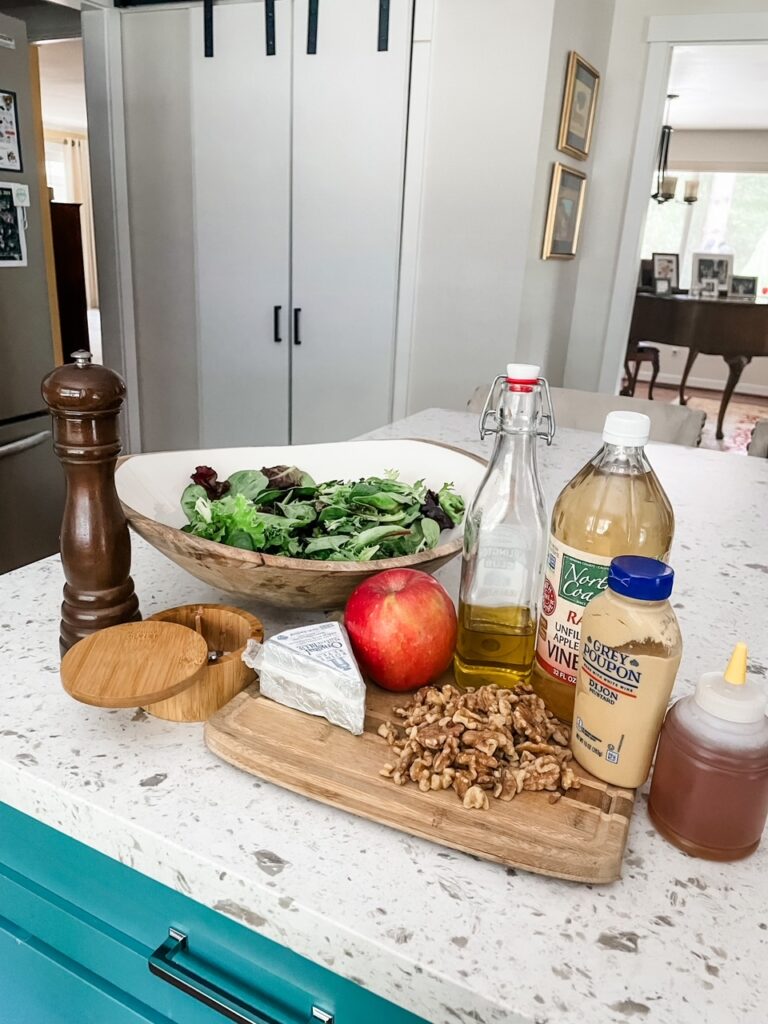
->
[534,537,612,687]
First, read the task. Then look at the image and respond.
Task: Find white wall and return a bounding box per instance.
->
[404,0,556,414]
[563,0,768,396]
[669,129,768,172]
[516,0,615,385]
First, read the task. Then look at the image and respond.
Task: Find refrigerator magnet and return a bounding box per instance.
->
[0,90,22,173]
[0,182,27,266]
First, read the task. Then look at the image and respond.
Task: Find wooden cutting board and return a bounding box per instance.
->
[205,686,635,884]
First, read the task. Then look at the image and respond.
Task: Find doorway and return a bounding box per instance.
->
[603,14,768,455]
[35,37,101,362]
[632,42,768,452]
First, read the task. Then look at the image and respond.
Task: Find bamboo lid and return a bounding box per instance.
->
[61,621,209,708]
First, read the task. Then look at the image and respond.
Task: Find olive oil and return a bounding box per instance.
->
[455,602,536,688]
[456,364,552,692]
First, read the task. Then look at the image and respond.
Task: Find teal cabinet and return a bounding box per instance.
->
[0,803,427,1024]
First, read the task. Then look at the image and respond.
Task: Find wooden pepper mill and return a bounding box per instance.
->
[42,350,141,654]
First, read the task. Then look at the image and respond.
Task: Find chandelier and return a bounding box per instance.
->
[651,94,698,205]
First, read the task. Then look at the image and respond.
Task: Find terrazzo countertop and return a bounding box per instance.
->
[2,408,768,1024]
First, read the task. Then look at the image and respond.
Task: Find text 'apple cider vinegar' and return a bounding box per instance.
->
[455,365,555,689]
[532,411,674,721]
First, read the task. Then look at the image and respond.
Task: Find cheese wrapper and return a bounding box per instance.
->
[242,622,366,735]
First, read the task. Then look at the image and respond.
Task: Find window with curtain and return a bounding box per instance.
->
[44,139,69,202]
[43,131,99,310]
[641,172,768,293]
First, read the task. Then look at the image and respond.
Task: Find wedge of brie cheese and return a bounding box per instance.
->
[242,622,366,735]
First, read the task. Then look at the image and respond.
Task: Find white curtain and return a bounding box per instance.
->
[47,132,99,309]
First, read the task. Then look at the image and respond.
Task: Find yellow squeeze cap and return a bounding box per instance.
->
[724,642,748,686]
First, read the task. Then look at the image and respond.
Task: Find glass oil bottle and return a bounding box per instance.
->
[454,364,555,689]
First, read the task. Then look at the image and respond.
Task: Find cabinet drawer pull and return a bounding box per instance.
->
[274,305,282,343]
[150,929,333,1024]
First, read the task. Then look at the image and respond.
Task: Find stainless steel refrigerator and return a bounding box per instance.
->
[0,12,64,573]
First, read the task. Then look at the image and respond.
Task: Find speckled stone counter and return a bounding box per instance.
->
[1,409,767,1024]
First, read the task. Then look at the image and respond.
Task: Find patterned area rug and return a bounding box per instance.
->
[634,384,765,454]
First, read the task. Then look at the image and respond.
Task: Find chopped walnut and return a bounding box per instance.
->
[462,785,490,810]
[377,683,579,809]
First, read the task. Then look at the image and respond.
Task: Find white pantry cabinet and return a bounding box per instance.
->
[290,0,412,442]
[191,1,293,446]
[190,0,413,446]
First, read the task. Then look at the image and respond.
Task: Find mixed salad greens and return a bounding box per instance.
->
[180,464,465,562]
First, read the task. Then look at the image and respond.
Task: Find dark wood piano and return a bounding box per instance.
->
[629,292,768,439]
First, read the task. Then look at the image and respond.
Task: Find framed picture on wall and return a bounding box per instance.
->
[542,163,587,260]
[692,252,733,295]
[652,252,679,291]
[0,89,22,173]
[557,52,600,161]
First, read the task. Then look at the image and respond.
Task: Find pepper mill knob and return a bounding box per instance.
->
[42,352,141,655]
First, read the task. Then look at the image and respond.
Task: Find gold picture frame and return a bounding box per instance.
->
[558,52,600,161]
[542,163,587,260]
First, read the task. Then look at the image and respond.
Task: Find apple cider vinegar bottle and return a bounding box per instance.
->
[455,365,555,689]
[532,411,674,722]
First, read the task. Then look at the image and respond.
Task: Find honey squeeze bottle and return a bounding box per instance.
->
[649,644,768,861]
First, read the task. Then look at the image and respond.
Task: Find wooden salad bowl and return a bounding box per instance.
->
[116,439,486,609]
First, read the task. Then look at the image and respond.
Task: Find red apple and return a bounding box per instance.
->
[344,568,457,691]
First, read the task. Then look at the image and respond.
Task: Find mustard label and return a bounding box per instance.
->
[534,537,611,687]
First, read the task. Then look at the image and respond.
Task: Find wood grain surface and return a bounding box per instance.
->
[61,621,207,708]
[145,604,264,722]
[119,439,486,610]
[205,686,635,884]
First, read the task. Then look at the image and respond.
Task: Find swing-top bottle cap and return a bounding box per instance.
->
[506,363,540,383]
[694,643,768,723]
[602,410,651,447]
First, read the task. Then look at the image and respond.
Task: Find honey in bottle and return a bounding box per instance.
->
[455,364,554,688]
[649,644,768,861]
[532,410,674,721]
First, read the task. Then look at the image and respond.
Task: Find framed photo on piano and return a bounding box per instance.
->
[692,252,732,295]
[730,275,758,301]
[652,252,678,291]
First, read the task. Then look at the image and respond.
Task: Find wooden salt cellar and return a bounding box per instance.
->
[42,350,141,654]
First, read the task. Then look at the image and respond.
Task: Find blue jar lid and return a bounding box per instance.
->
[608,556,674,601]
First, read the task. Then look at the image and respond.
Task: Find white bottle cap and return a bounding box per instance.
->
[506,363,540,382]
[602,410,650,446]
[694,644,767,724]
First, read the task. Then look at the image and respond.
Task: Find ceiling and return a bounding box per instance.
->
[0,0,81,43]
[668,44,768,131]
[36,38,87,132]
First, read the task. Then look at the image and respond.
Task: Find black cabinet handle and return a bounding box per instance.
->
[293,307,302,345]
[273,305,282,343]
[265,0,276,55]
[378,0,390,51]
[307,0,318,54]
[203,0,214,56]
